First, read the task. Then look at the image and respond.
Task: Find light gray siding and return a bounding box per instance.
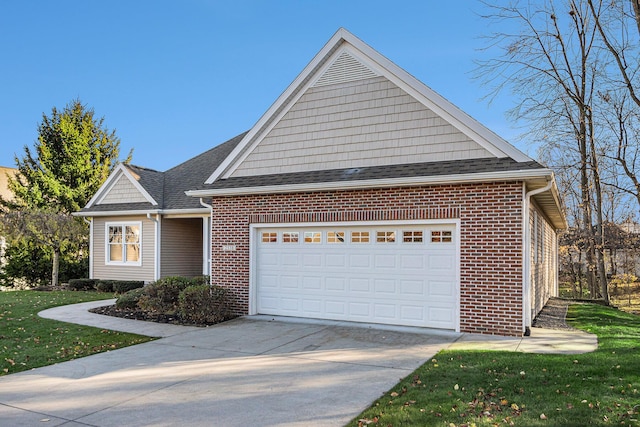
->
[530,204,558,319]
[231,76,492,178]
[92,215,155,282]
[160,218,203,278]
[99,174,148,204]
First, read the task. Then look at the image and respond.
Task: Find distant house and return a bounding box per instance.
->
[76,29,566,336]
[0,166,18,266]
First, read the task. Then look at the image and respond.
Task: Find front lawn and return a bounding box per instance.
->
[349,303,640,426]
[0,290,154,376]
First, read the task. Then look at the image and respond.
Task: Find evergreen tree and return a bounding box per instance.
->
[3,98,130,213]
[0,99,129,286]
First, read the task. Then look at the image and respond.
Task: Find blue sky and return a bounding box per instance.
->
[0,1,525,171]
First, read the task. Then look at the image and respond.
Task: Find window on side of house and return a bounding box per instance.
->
[106,222,142,265]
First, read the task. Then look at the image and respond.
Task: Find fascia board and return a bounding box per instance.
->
[91,164,158,207]
[343,32,532,163]
[204,29,350,184]
[84,164,125,208]
[119,166,159,206]
[73,209,161,217]
[73,208,208,218]
[187,169,553,198]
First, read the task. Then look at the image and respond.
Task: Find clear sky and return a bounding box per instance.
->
[0,1,526,171]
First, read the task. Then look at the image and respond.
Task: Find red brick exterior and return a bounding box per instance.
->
[210,181,525,336]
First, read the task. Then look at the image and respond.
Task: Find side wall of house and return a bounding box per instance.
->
[210,182,525,336]
[92,215,156,282]
[160,218,203,278]
[530,202,558,320]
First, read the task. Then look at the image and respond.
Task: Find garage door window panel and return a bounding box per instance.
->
[351,231,370,243]
[376,231,396,243]
[283,232,299,243]
[403,230,423,243]
[327,231,345,243]
[304,232,321,243]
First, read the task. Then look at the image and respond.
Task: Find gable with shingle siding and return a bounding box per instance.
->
[99,174,149,205]
[231,75,493,178]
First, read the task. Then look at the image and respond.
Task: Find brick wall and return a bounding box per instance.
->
[210,181,525,336]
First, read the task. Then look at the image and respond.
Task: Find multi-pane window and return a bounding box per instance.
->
[282,232,299,243]
[327,231,345,243]
[304,231,321,243]
[351,231,370,243]
[403,230,423,243]
[261,232,277,243]
[431,230,452,243]
[107,223,141,264]
[376,231,396,243]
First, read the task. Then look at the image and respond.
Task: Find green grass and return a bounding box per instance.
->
[349,304,640,427]
[0,290,154,376]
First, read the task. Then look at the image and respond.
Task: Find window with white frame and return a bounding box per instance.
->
[106,222,141,265]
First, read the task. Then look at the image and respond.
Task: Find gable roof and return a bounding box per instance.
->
[204,28,533,185]
[76,132,245,216]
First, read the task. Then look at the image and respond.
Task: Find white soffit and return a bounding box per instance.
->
[204,28,532,184]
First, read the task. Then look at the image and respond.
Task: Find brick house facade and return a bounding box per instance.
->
[80,29,565,336]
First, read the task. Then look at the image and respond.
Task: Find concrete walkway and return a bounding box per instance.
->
[0,300,597,427]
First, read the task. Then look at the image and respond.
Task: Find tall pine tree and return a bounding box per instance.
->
[0,99,129,286]
[5,98,130,214]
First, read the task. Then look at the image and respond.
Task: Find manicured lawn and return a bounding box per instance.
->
[0,290,154,376]
[349,303,640,427]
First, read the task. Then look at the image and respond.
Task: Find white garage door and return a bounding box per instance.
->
[254,224,458,329]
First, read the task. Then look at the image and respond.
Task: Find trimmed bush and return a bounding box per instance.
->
[67,278,96,291]
[112,280,144,293]
[138,276,197,314]
[178,285,231,324]
[95,280,115,293]
[115,287,146,309]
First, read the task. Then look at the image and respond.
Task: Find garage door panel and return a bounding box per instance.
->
[326,253,346,267]
[256,224,458,330]
[400,254,425,269]
[326,277,346,291]
[349,278,371,293]
[349,254,371,268]
[374,278,396,294]
[302,276,321,290]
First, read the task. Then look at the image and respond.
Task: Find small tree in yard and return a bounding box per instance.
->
[0,210,86,287]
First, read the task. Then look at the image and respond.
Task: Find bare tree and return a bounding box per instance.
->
[476,0,609,302]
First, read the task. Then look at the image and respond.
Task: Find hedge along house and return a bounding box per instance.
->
[78,29,565,336]
[75,135,243,282]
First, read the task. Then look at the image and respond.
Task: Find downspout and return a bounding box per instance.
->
[523,180,553,336]
[83,218,93,279]
[146,213,160,281]
[199,198,213,288]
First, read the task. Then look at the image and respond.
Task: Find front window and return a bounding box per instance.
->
[106,222,141,265]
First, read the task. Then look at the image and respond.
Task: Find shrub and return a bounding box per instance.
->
[67,278,96,291]
[138,276,197,314]
[116,287,146,309]
[95,280,115,293]
[112,280,144,293]
[178,284,231,324]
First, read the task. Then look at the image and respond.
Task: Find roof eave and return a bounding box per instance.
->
[187,169,554,197]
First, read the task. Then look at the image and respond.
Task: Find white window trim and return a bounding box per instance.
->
[105,221,143,266]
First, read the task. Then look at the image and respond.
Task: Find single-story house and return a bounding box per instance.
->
[77,28,566,336]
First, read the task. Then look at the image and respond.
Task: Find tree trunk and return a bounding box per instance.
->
[51,249,59,287]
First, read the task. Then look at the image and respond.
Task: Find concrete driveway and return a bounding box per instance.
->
[0,315,457,427]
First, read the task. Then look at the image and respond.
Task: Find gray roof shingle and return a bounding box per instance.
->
[194,157,546,191]
[79,132,246,214]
